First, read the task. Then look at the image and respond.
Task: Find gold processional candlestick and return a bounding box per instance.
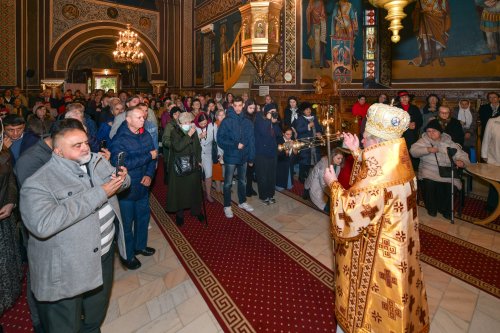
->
[277,104,343,162]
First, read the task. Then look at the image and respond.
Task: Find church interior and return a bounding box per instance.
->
[0,0,499,332]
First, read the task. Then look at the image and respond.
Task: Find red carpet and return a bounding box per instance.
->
[0,269,33,333]
[282,180,500,298]
[151,168,336,332]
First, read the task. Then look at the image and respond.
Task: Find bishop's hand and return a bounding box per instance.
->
[323,165,338,188]
[342,132,359,151]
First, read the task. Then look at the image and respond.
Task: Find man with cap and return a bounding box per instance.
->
[396,90,423,171]
[324,103,429,333]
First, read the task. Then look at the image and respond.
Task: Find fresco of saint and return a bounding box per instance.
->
[332,0,358,40]
[411,0,451,67]
[475,0,500,63]
[331,0,358,83]
[306,0,330,68]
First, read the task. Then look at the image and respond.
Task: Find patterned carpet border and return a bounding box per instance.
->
[149,195,255,333]
[453,193,500,233]
[419,224,500,298]
[216,191,335,291]
[150,189,337,332]
[280,187,500,298]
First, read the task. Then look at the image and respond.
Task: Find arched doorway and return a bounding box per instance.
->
[66,38,150,92]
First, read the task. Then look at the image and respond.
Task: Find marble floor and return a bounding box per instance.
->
[101,184,500,333]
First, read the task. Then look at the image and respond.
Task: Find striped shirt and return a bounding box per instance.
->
[98,203,115,256]
[80,164,115,256]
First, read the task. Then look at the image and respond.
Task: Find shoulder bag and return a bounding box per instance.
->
[173,131,197,177]
[211,125,219,164]
[432,144,452,178]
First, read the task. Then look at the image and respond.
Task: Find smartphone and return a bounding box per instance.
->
[116,152,125,175]
[100,139,107,150]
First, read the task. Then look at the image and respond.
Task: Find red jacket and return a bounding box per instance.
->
[352,102,370,118]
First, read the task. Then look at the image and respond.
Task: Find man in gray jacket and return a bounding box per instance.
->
[20,126,130,333]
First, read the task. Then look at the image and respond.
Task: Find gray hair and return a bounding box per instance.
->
[178,112,194,124]
[66,103,85,113]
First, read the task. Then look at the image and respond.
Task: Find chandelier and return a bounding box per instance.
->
[113,24,144,66]
[369,0,416,43]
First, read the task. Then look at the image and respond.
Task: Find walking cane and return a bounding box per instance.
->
[447,147,457,224]
[200,169,208,227]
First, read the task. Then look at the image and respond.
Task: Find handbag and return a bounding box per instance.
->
[211,126,219,164]
[174,154,196,177]
[173,130,197,176]
[433,151,452,178]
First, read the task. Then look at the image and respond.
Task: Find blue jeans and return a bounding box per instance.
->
[119,195,150,260]
[223,163,247,207]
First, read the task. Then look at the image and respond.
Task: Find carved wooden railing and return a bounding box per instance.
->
[223,27,247,92]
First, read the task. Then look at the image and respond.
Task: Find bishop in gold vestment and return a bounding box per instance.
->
[325,104,429,333]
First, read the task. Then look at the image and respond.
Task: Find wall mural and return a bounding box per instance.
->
[302,0,364,84]
[392,0,498,80]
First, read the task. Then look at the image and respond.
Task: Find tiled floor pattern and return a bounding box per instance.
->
[102,185,500,333]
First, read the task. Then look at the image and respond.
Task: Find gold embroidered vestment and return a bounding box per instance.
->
[330,138,429,333]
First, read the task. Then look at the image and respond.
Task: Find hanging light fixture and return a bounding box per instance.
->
[369,0,416,43]
[113,24,144,68]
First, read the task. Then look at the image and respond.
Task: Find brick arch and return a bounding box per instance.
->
[50,23,160,76]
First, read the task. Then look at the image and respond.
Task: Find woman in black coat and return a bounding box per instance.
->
[436,105,465,146]
[165,112,203,226]
[283,96,299,130]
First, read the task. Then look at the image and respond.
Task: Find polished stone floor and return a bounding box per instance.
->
[102,183,500,333]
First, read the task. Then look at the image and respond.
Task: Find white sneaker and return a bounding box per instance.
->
[224,206,234,218]
[238,202,254,212]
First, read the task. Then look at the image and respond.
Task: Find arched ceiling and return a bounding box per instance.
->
[68,38,119,70]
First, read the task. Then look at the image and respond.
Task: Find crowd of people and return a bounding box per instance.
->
[351,90,499,218]
[0,85,498,333]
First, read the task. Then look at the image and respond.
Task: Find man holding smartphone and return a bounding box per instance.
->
[109,105,157,270]
[20,125,130,332]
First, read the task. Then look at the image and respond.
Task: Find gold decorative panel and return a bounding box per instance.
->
[0,0,16,86]
[51,0,159,49]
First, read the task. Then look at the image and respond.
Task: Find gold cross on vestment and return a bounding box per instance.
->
[384,189,393,205]
[407,181,418,219]
[361,204,379,220]
[338,212,353,225]
[378,269,398,288]
[382,298,402,320]
[408,237,415,255]
[378,238,397,258]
